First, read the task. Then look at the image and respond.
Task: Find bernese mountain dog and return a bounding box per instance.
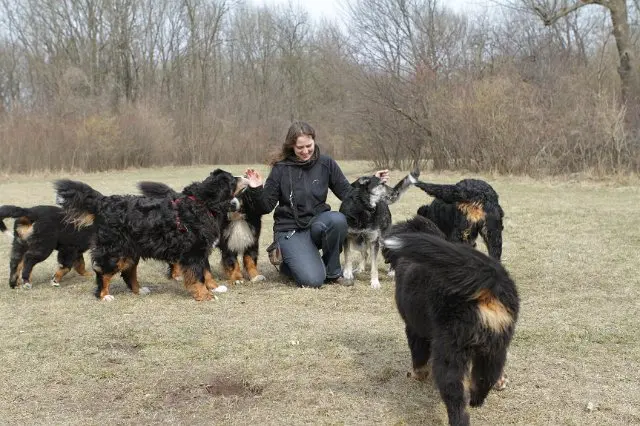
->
[0,204,94,289]
[54,169,243,301]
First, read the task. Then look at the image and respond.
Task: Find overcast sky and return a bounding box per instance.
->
[247,0,493,22]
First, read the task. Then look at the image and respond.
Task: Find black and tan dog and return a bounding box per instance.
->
[138,177,263,285]
[339,170,418,288]
[54,169,244,301]
[0,205,94,289]
[415,178,504,260]
[383,215,519,426]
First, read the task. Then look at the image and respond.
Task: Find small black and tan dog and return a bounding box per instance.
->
[0,204,94,289]
[138,176,263,285]
[383,215,519,426]
[54,169,244,301]
[415,178,504,260]
[339,170,418,288]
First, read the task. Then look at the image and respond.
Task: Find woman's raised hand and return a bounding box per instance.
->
[244,168,263,188]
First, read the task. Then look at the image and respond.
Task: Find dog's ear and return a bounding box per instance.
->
[356,176,370,186]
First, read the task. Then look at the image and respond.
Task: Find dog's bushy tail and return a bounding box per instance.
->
[414,180,465,203]
[383,232,514,300]
[54,179,104,228]
[384,168,420,204]
[137,181,180,199]
[0,205,31,239]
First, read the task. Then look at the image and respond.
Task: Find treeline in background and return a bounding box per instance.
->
[1,0,639,175]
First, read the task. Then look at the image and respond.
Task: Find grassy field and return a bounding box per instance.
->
[0,162,638,425]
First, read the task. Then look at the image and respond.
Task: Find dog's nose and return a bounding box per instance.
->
[229,198,240,212]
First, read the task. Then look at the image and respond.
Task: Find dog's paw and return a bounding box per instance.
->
[343,269,354,280]
[251,275,266,282]
[212,285,228,293]
[387,269,396,278]
[493,373,509,391]
[172,275,184,282]
[370,279,381,289]
[102,295,115,302]
[139,287,151,295]
[21,282,32,290]
[50,279,61,287]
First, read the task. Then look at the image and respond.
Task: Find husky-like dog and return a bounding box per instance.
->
[338,170,419,288]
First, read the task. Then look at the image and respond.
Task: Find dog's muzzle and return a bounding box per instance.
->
[229,197,241,212]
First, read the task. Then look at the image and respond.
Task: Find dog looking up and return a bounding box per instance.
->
[54,169,243,301]
[382,215,519,426]
[0,204,94,289]
[339,169,418,288]
[415,178,504,260]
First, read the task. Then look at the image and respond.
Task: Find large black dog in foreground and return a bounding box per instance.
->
[415,178,504,260]
[54,169,244,301]
[0,205,94,289]
[383,215,519,426]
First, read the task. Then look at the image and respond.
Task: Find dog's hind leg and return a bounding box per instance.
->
[370,238,381,289]
[469,348,508,407]
[9,243,26,288]
[432,346,472,426]
[72,254,92,277]
[52,248,81,287]
[405,326,432,381]
[181,264,212,301]
[20,251,50,289]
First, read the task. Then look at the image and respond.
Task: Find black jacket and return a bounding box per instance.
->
[247,153,352,232]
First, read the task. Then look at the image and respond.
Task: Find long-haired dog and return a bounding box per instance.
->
[54,169,244,301]
[383,215,519,426]
[415,178,504,260]
[138,177,263,285]
[338,169,418,288]
[0,205,94,289]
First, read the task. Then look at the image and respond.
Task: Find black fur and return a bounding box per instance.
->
[339,170,418,288]
[0,204,94,289]
[54,169,242,301]
[415,178,504,260]
[138,178,264,285]
[383,216,519,426]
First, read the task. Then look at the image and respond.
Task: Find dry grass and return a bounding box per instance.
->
[0,163,638,425]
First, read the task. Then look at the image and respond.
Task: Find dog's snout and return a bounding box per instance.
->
[229,198,241,212]
[234,176,250,195]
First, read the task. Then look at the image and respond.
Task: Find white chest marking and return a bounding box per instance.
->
[224,220,254,253]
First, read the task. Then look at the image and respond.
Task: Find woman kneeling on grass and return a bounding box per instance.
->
[244,121,389,288]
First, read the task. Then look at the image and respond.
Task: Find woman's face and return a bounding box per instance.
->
[293,134,315,161]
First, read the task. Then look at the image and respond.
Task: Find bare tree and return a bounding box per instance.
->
[519,0,640,132]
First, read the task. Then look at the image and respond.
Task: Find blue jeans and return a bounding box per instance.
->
[275,211,347,288]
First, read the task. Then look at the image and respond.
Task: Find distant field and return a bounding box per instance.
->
[0,163,638,425]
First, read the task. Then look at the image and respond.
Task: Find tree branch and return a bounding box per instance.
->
[533,0,602,27]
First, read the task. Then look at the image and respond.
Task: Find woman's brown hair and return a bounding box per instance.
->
[268,121,316,166]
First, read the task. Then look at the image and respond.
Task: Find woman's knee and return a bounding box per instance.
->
[289,263,326,288]
[325,211,347,231]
